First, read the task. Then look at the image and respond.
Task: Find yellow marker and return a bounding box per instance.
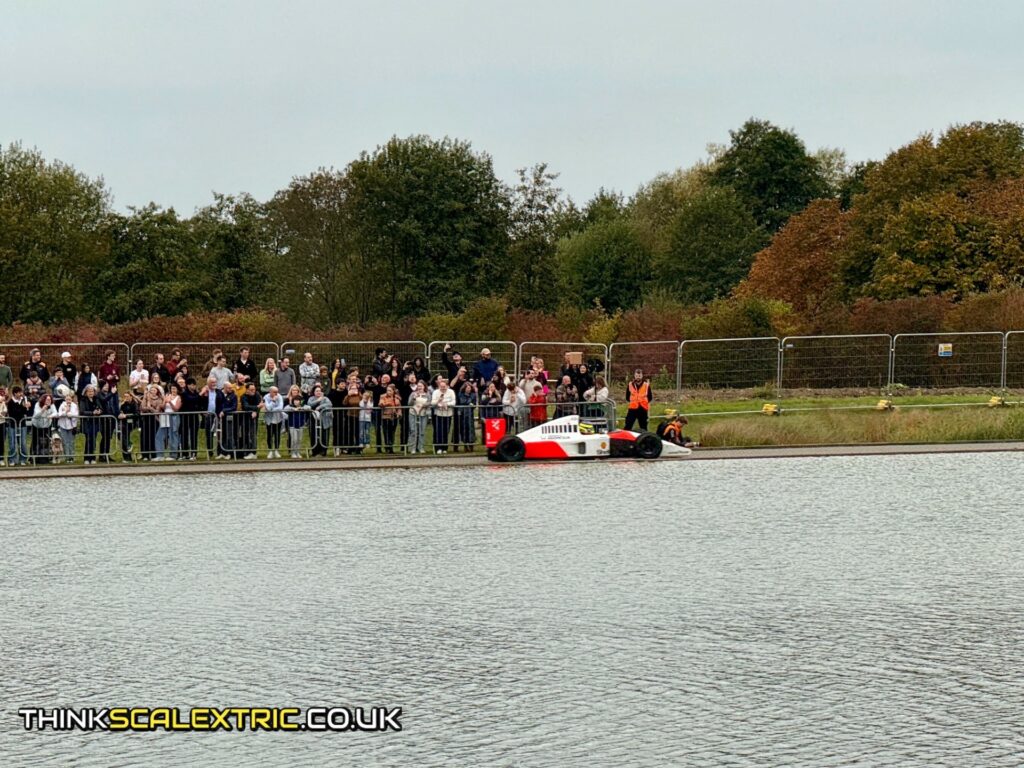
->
[876,399,893,410]
[761,403,779,416]
[988,396,1006,407]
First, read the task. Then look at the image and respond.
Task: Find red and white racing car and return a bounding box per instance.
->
[485,414,691,462]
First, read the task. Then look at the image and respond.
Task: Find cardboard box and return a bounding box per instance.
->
[565,351,583,366]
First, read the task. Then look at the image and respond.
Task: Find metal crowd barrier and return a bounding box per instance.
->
[280,341,429,381]
[680,337,780,391]
[608,341,681,389]
[0,343,131,391]
[128,342,281,384]
[517,341,609,384]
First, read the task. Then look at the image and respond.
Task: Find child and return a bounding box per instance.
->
[358,390,373,448]
[284,395,309,459]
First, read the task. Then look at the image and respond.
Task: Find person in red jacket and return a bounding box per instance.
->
[527,389,548,428]
[625,368,653,431]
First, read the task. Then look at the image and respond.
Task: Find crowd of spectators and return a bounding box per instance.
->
[0,344,614,465]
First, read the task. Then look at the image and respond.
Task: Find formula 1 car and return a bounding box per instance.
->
[485,414,691,462]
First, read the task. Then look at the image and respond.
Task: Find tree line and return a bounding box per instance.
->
[2,119,1023,331]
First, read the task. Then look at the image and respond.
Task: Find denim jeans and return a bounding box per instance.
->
[8,425,28,465]
[59,427,76,460]
[155,426,169,458]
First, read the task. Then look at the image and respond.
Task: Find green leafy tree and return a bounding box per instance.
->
[709,118,828,231]
[0,144,110,323]
[556,219,651,312]
[658,187,767,304]
[266,170,380,326]
[629,166,710,257]
[192,193,272,311]
[95,205,210,322]
[505,164,566,311]
[344,135,509,316]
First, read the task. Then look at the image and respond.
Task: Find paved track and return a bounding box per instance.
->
[2,441,1023,480]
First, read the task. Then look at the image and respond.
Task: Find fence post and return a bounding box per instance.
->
[1002,332,1008,391]
[776,341,783,391]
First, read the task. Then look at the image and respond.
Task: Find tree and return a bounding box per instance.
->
[191,193,272,311]
[840,121,1024,294]
[266,170,379,326]
[0,144,110,323]
[582,188,625,226]
[344,135,509,316]
[556,219,651,312]
[709,118,828,231]
[505,164,566,311]
[739,199,849,316]
[658,187,767,305]
[629,166,710,257]
[94,205,210,322]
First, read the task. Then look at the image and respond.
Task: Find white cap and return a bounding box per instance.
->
[61,351,71,358]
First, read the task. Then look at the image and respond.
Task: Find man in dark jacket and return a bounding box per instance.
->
[440,344,463,382]
[19,348,49,384]
[472,348,498,387]
[233,347,258,386]
[199,375,226,459]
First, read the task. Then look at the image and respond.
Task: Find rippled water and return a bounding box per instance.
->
[2,454,1023,766]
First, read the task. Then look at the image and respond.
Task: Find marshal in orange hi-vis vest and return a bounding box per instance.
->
[628,381,650,410]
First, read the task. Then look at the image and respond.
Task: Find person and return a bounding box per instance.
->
[431,378,455,454]
[118,390,139,461]
[209,355,235,391]
[338,385,361,454]
[274,357,296,394]
[166,349,182,380]
[298,352,320,399]
[502,382,527,433]
[411,356,430,383]
[259,357,277,395]
[560,352,580,388]
[79,385,102,464]
[75,363,98,399]
[583,375,610,419]
[455,381,477,451]
[527,386,549,429]
[97,380,120,462]
[440,344,463,382]
[240,382,261,459]
[99,349,120,390]
[23,369,45,406]
[306,384,332,457]
[554,375,579,417]
[157,383,182,461]
[329,358,347,391]
[7,386,31,465]
[327,377,347,456]
[659,411,699,448]
[378,383,401,453]
[372,348,391,379]
[233,347,258,387]
[129,359,150,389]
[625,368,653,432]
[139,384,164,461]
[56,393,79,464]
[0,385,7,465]
[358,390,373,450]
[478,382,502,429]
[407,381,431,454]
[149,353,170,386]
[19,348,49,384]
[58,351,78,390]
[519,368,542,399]
[220,383,239,459]
[178,378,203,460]
[576,363,595,396]
[199,376,225,459]
[369,373,389,452]
[0,354,12,389]
[262,386,286,459]
[30,394,57,464]
[48,369,70,407]
[472,348,498,387]
[284,394,309,459]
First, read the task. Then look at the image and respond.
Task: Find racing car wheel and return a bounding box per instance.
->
[634,431,663,460]
[495,435,526,462]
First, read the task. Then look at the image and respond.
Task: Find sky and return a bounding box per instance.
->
[3,0,1024,212]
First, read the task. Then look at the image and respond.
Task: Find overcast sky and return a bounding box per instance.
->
[3,0,1023,212]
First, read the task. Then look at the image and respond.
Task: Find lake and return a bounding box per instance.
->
[1,454,1023,766]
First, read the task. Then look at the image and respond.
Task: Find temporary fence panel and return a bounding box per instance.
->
[892,332,1004,389]
[426,341,518,378]
[129,342,281,382]
[281,341,428,381]
[1004,331,1024,389]
[17,414,119,465]
[780,335,891,390]
[0,343,131,390]
[680,337,780,391]
[517,341,609,384]
[608,341,681,389]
